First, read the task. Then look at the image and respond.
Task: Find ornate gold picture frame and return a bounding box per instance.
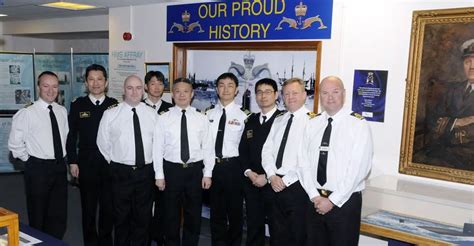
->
[399,7,474,184]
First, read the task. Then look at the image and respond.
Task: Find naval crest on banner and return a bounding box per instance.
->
[275,1,327,31]
[168,10,205,34]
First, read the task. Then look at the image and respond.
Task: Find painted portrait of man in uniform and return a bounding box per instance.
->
[401,8,474,184]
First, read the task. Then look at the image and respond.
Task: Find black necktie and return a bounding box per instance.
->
[48,105,63,160]
[95,100,100,106]
[215,108,226,158]
[317,118,333,186]
[275,114,293,169]
[132,108,145,168]
[262,115,267,124]
[152,105,157,109]
[181,109,190,163]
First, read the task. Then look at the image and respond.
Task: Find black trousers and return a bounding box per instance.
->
[23,156,67,239]
[110,162,154,246]
[306,192,362,246]
[78,149,114,246]
[243,179,275,246]
[210,158,243,246]
[162,160,204,246]
[271,181,308,246]
[150,187,165,246]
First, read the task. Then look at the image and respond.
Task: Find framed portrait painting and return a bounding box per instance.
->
[145,62,172,92]
[399,7,474,184]
[173,41,322,113]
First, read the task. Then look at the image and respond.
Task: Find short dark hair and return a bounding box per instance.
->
[216,72,238,87]
[173,77,193,87]
[255,78,278,93]
[85,64,107,81]
[37,71,58,85]
[145,71,165,84]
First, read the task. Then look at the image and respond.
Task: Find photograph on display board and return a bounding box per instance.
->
[0,53,35,112]
[400,7,474,184]
[173,42,321,113]
[145,62,171,93]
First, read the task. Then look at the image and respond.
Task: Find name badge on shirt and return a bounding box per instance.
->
[319,146,329,152]
[228,119,241,126]
[80,111,91,118]
[246,130,253,139]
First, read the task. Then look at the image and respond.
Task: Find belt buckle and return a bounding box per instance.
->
[216,158,222,164]
[182,163,189,168]
[320,189,329,197]
[132,166,137,170]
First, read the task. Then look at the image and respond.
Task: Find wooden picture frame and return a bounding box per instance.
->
[145,62,172,92]
[399,7,474,184]
[173,41,322,112]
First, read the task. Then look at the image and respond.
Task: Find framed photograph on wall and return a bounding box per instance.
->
[145,62,172,93]
[173,41,322,113]
[399,7,474,184]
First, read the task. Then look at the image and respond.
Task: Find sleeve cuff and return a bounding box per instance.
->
[244,169,252,177]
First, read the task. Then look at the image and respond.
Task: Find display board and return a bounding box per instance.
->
[0,53,35,114]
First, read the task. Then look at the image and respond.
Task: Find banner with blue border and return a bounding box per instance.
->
[167,0,333,41]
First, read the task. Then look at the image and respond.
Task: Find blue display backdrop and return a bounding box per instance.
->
[167,0,333,41]
[351,70,388,123]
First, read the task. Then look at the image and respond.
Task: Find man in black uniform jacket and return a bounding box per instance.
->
[142,70,173,246]
[239,78,282,246]
[66,64,117,246]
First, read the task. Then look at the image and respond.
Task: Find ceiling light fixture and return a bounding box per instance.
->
[41,1,97,11]
[0,14,7,17]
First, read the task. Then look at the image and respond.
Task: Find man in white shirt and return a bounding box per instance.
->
[206,72,250,246]
[299,76,373,245]
[153,77,214,246]
[261,78,313,246]
[97,75,157,246]
[8,71,69,239]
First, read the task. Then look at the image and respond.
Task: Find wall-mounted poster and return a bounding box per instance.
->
[176,42,321,113]
[352,69,388,122]
[109,50,146,101]
[34,53,72,109]
[0,117,14,173]
[145,62,171,93]
[72,53,109,99]
[0,53,35,112]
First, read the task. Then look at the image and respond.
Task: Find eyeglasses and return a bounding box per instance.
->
[256,90,275,96]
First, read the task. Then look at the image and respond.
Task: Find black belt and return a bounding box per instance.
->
[29,156,64,164]
[164,160,202,169]
[276,174,284,178]
[110,161,152,170]
[215,156,238,164]
[317,188,333,198]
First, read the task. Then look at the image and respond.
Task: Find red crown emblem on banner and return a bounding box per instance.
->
[182,10,190,23]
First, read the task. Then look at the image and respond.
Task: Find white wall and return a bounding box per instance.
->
[55,39,109,53]
[108,1,474,191]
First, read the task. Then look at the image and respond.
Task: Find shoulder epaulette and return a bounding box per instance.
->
[107,103,118,110]
[71,97,78,103]
[275,111,286,118]
[159,108,170,115]
[350,112,364,120]
[205,105,215,113]
[240,107,252,117]
[143,101,153,108]
[24,102,34,108]
[307,112,320,119]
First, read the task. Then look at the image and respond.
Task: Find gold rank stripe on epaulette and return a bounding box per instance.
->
[350,112,364,120]
[240,108,252,117]
[107,103,118,110]
[71,97,78,103]
[275,111,286,118]
[307,112,320,119]
[159,108,169,115]
[24,102,34,108]
[205,105,215,113]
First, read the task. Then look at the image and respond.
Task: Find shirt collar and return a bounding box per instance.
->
[261,106,277,120]
[218,100,235,111]
[322,107,348,123]
[145,98,162,107]
[88,94,105,105]
[289,105,310,118]
[37,98,52,109]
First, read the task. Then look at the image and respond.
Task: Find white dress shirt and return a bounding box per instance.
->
[206,101,249,158]
[262,106,311,187]
[97,102,157,166]
[298,108,373,207]
[88,94,105,105]
[144,98,163,112]
[8,99,69,161]
[260,106,277,124]
[153,106,214,179]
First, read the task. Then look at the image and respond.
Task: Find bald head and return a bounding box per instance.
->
[319,76,346,116]
[123,75,144,106]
